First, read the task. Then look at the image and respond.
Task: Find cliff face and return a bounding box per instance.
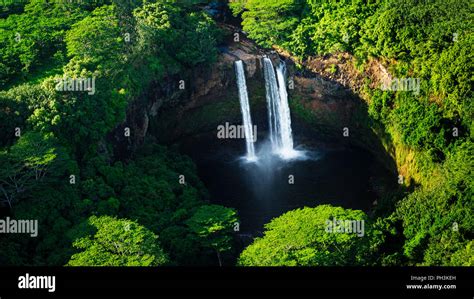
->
[277,50,411,179]
[107,33,281,159]
[147,37,274,145]
[107,27,392,173]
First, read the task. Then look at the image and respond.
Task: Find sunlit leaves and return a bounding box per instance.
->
[238,205,378,266]
[67,215,169,266]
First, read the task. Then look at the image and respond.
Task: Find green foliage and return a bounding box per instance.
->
[0,0,470,268]
[361,0,473,145]
[240,0,305,49]
[359,0,470,61]
[430,34,473,125]
[73,143,234,265]
[238,0,379,56]
[186,204,238,265]
[0,0,90,88]
[238,205,382,266]
[391,94,447,154]
[228,0,246,16]
[2,1,222,159]
[292,0,380,56]
[367,90,393,122]
[449,241,474,266]
[238,0,472,266]
[0,0,25,18]
[0,84,32,147]
[133,1,220,75]
[29,75,127,156]
[0,0,227,267]
[0,131,79,265]
[0,132,73,208]
[65,5,123,66]
[396,141,473,265]
[239,0,473,139]
[67,215,169,266]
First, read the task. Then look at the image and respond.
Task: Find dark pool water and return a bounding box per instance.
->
[178,133,392,237]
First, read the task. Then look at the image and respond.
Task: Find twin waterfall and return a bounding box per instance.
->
[235,58,298,161]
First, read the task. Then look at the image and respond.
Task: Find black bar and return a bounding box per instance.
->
[0,267,471,298]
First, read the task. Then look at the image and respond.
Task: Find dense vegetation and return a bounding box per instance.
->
[231,0,473,266]
[238,205,390,266]
[0,0,471,267]
[67,215,170,266]
[0,0,237,266]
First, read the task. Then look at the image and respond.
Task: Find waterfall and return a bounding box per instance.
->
[263,57,281,150]
[276,62,294,152]
[235,60,257,161]
[263,58,296,159]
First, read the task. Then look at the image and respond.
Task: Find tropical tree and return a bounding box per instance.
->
[238,205,380,266]
[0,132,65,209]
[67,215,169,266]
[186,205,238,266]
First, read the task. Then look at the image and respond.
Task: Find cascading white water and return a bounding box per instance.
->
[235,60,257,161]
[263,57,297,159]
[275,62,294,153]
[263,57,281,150]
